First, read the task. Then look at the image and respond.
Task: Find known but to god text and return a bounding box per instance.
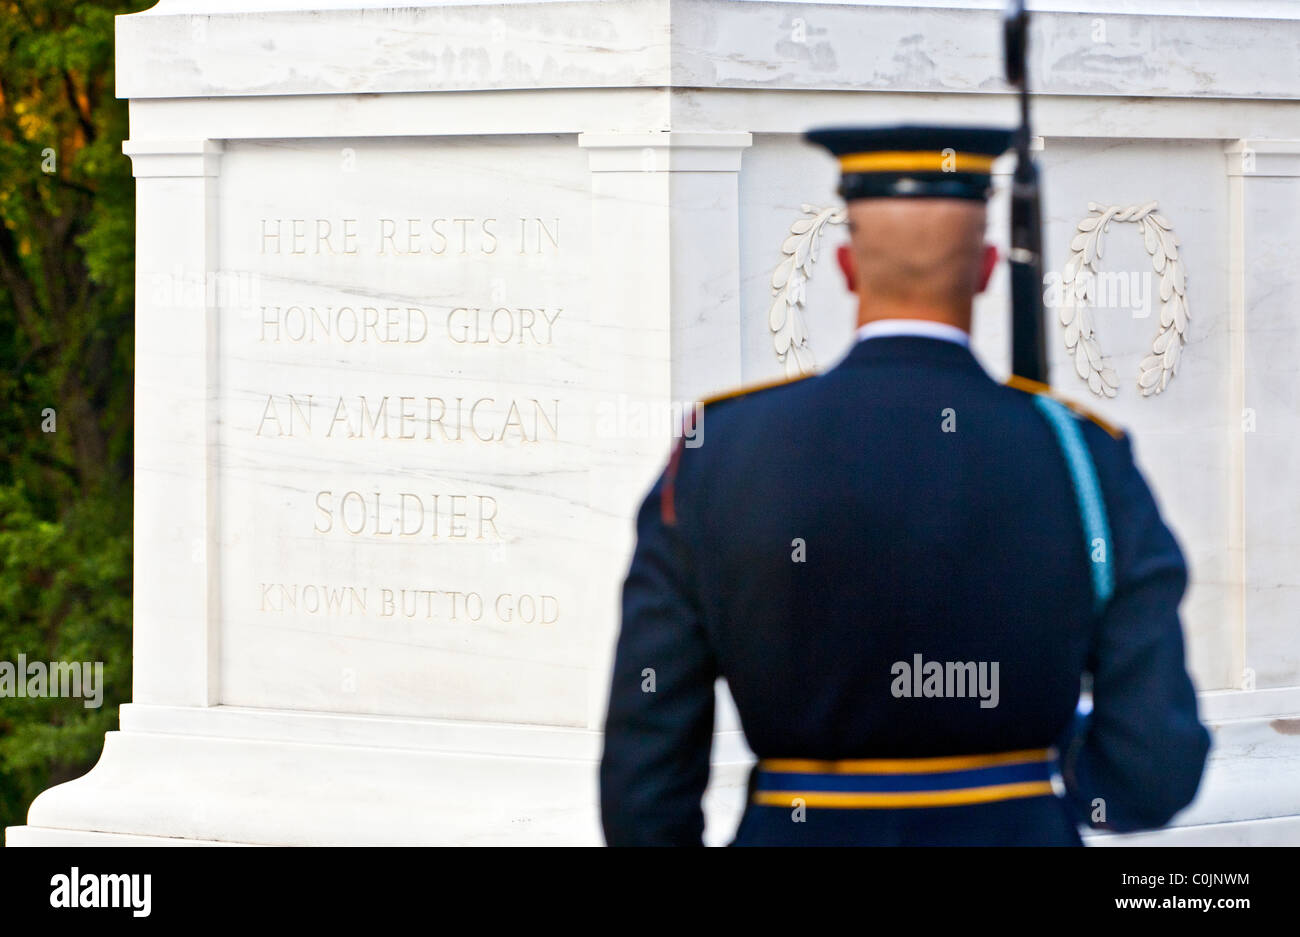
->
[258,583,559,624]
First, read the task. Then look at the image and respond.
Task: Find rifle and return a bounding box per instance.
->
[1003,0,1048,384]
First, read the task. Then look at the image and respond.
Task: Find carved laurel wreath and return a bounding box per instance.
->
[1061,201,1189,398]
[769,204,846,376]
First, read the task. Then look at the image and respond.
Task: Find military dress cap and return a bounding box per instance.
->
[804,124,1015,202]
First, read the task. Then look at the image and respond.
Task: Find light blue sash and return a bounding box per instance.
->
[1032,395,1115,611]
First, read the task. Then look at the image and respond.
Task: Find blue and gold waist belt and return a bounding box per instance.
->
[752,748,1056,809]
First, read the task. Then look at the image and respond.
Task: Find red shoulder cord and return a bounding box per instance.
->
[659,437,685,527]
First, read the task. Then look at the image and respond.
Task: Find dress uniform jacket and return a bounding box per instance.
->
[599,332,1211,846]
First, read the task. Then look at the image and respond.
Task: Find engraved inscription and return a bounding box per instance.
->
[447,307,561,345]
[257,582,560,625]
[255,395,560,443]
[218,137,591,724]
[259,217,560,255]
[257,305,563,346]
[312,490,502,540]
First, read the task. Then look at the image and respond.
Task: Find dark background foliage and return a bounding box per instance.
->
[0,0,151,831]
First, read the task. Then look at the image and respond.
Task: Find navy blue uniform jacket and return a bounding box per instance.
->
[600,335,1210,846]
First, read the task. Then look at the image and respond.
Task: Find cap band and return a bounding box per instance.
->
[837,150,997,174]
[838,172,992,202]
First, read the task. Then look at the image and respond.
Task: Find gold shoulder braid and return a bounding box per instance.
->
[1004,374,1124,440]
[698,372,814,409]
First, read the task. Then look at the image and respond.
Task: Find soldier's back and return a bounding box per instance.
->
[602,331,1208,846]
[676,336,1130,845]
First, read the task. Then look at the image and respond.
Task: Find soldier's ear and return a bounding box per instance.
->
[977,243,1000,294]
[836,244,857,294]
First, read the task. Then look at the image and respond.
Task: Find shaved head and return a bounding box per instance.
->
[837,198,997,332]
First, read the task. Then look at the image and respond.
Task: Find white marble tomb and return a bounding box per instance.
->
[7,0,1300,845]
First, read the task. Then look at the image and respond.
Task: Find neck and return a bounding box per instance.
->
[855,298,972,334]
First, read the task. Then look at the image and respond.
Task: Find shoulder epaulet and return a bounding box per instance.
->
[1004,374,1125,440]
[698,372,815,409]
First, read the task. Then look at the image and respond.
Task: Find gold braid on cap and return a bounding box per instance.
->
[838,151,997,174]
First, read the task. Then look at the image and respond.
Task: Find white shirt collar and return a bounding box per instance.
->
[855,319,971,348]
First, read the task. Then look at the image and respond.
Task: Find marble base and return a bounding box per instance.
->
[3,704,752,847]
[4,828,243,847]
[7,701,1300,847]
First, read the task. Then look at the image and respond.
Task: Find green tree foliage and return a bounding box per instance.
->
[0,0,152,831]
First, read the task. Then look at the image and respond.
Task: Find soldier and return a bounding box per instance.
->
[599,125,1211,846]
